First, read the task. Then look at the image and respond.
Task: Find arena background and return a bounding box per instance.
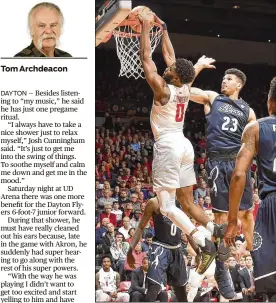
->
[95,0,276,301]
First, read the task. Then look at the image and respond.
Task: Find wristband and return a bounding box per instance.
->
[162,23,167,31]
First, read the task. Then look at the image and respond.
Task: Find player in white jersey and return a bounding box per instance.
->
[139,14,229,274]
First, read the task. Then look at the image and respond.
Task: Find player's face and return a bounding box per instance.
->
[30,7,62,50]
[221,74,242,96]
[102,258,111,270]
[163,64,177,84]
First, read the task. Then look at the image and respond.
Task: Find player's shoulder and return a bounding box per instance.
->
[257,115,274,124]
[243,120,259,137]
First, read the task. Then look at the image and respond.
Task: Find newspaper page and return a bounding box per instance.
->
[0,1,94,302]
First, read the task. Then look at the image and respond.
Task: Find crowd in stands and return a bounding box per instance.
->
[95,48,269,301]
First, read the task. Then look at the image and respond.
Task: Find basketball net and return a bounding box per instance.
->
[113,21,163,79]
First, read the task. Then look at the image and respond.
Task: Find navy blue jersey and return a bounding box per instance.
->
[257,116,276,200]
[152,212,181,246]
[206,95,250,154]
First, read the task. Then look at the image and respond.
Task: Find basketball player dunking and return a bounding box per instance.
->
[225,78,276,301]
[138,14,226,274]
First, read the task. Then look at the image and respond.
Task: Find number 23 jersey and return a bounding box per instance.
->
[206,95,250,154]
[150,84,190,141]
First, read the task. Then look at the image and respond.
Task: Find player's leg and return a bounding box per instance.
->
[173,285,188,302]
[187,269,204,302]
[153,139,204,240]
[95,290,110,301]
[146,244,170,302]
[238,209,254,251]
[177,186,213,232]
[115,292,130,302]
[207,160,235,300]
[251,194,276,296]
[156,188,205,241]
[237,168,254,250]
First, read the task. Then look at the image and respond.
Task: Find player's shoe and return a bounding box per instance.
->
[197,238,217,275]
[215,266,236,299]
[213,223,227,239]
[213,223,231,261]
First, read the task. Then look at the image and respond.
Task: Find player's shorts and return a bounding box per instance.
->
[206,158,252,212]
[152,133,196,191]
[252,193,276,293]
[147,242,187,287]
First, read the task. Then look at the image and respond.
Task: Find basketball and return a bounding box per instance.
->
[128,6,154,33]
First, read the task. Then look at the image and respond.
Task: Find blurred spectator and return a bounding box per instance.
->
[118,217,132,240]
[97,189,117,213]
[126,228,136,244]
[130,210,142,229]
[129,257,149,302]
[238,255,255,302]
[114,117,122,132]
[196,152,207,166]
[141,233,153,253]
[112,175,122,188]
[96,218,110,245]
[99,203,117,227]
[204,196,212,209]
[239,256,246,270]
[102,223,116,256]
[130,194,141,212]
[96,255,130,302]
[112,186,120,200]
[197,197,206,210]
[194,181,207,203]
[123,203,134,219]
[124,242,147,273]
[118,190,130,207]
[110,233,129,280]
[111,202,123,225]
[103,112,113,129]
[226,257,242,296]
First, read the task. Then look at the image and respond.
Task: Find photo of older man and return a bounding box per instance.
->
[15,2,72,57]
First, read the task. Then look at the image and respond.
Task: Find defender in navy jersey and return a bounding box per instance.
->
[190,69,256,251]
[127,197,189,302]
[225,77,276,299]
[189,69,256,300]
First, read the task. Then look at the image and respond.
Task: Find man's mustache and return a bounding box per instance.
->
[41,34,56,40]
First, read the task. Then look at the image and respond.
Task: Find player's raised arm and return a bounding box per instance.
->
[153,14,175,67]
[139,18,168,100]
[224,121,259,247]
[190,87,218,105]
[126,198,157,268]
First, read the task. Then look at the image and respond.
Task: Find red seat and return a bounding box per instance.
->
[119,281,131,292]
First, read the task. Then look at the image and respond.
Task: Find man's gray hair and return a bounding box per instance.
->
[28,2,64,33]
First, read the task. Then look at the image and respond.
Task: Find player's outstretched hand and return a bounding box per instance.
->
[127,249,136,270]
[196,55,216,69]
[224,221,238,248]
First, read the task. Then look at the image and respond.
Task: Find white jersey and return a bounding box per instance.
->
[150,84,190,141]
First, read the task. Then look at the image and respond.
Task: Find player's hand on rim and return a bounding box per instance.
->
[223,221,238,248]
[196,55,216,69]
[153,13,164,25]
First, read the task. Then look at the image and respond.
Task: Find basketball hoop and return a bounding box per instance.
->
[113,19,163,79]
